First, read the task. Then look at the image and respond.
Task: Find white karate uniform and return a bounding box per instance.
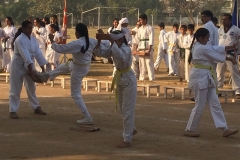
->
[3,25,17,72]
[48,37,97,117]
[183,34,194,82]
[204,21,219,46]
[164,31,180,74]
[176,34,188,79]
[108,26,118,76]
[32,26,47,71]
[45,31,62,70]
[186,42,228,131]
[95,42,137,143]
[124,27,132,46]
[0,28,5,63]
[136,24,155,81]
[9,33,48,112]
[154,29,168,70]
[131,27,140,78]
[217,25,240,94]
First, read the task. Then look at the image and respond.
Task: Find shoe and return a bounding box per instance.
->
[168,73,174,76]
[223,129,238,137]
[10,112,19,119]
[190,97,195,101]
[77,117,93,125]
[34,71,49,83]
[166,68,169,72]
[235,94,240,99]
[183,130,200,137]
[174,73,178,76]
[34,106,47,115]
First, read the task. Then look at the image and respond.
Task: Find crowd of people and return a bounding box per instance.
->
[0,10,239,148]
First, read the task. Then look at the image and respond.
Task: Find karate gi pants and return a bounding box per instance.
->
[49,63,90,114]
[131,44,140,78]
[9,56,40,112]
[178,58,185,79]
[217,60,240,94]
[118,73,137,143]
[2,48,13,72]
[139,50,155,81]
[168,51,179,75]
[186,84,228,131]
[154,46,168,70]
[185,49,191,82]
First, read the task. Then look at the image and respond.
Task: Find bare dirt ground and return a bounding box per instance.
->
[0,63,240,160]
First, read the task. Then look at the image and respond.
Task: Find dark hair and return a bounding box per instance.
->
[51,15,59,26]
[111,30,128,45]
[222,13,232,20]
[187,24,195,30]
[139,14,148,21]
[76,23,89,53]
[43,17,50,25]
[212,17,218,23]
[35,18,45,27]
[12,27,23,50]
[0,21,2,28]
[49,24,59,31]
[173,23,179,28]
[6,16,14,26]
[201,10,213,19]
[22,20,32,29]
[188,28,210,64]
[180,25,187,30]
[158,22,165,29]
[110,18,119,33]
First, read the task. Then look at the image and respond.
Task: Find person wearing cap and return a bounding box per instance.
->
[154,22,169,72]
[95,27,137,148]
[136,14,155,81]
[119,17,132,46]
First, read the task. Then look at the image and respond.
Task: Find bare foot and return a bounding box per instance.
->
[133,129,137,135]
[116,141,131,148]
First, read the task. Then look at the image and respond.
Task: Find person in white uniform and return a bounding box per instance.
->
[95,28,137,148]
[9,20,48,119]
[0,21,5,68]
[33,18,47,72]
[164,23,180,76]
[184,28,238,137]
[131,21,141,79]
[176,25,188,81]
[2,17,17,72]
[183,24,195,82]
[119,17,132,46]
[35,23,97,125]
[42,17,50,35]
[136,14,155,81]
[154,22,169,72]
[45,24,62,71]
[217,13,240,99]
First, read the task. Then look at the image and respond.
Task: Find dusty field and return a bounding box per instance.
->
[0,63,240,160]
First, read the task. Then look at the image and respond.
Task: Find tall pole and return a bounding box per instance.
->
[98,7,100,29]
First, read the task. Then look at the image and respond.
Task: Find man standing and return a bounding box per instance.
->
[137,14,155,81]
[217,13,240,98]
[154,22,169,72]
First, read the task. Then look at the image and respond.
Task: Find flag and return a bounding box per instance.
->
[62,0,67,44]
[232,0,239,27]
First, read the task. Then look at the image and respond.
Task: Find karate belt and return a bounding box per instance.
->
[65,58,90,66]
[140,38,149,50]
[110,67,131,112]
[193,64,218,94]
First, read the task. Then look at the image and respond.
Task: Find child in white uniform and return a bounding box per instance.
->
[2,17,17,72]
[9,21,47,119]
[184,28,238,137]
[35,23,97,125]
[95,29,137,148]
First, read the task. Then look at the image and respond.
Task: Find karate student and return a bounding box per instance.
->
[50,15,61,32]
[9,21,47,119]
[0,21,5,68]
[35,23,97,125]
[119,17,132,46]
[183,24,195,82]
[212,17,220,28]
[131,21,141,79]
[184,28,238,137]
[95,28,137,148]
[136,14,155,81]
[42,17,50,35]
[33,18,47,72]
[176,25,188,81]
[154,22,169,72]
[164,23,180,76]
[217,13,240,99]
[2,17,17,72]
[45,24,62,71]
